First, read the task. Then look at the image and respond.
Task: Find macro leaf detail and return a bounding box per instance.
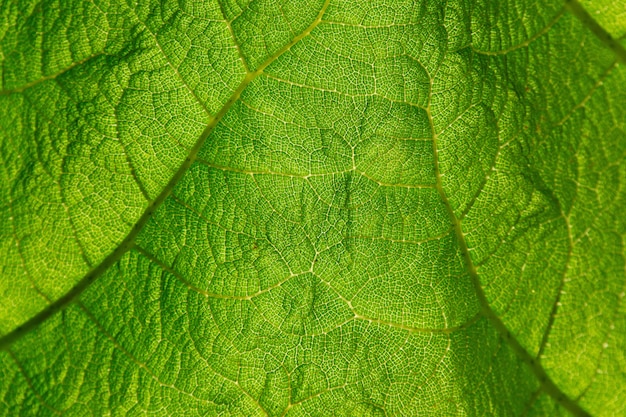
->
[1,0,625,416]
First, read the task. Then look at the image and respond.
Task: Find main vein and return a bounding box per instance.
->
[431,0,626,402]
[1,3,620,414]
[0,0,330,351]
[423,2,624,414]
[425,61,592,417]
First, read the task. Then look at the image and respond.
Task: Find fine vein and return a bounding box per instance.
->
[0,0,330,351]
[427,76,592,417]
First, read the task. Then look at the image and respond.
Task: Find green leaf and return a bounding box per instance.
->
[1,0,625,415]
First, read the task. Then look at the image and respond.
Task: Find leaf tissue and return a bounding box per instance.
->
[1,0,625,415]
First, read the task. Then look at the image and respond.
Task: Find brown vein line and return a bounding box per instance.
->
[566,0,626,63]
[426,84,592,417]
[0,0,330,351]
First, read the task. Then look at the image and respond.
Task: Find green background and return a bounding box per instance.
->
[1,0,625,415]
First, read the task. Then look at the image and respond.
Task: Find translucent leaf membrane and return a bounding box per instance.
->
[1,0,625,415]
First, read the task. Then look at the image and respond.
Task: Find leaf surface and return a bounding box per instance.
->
[1,0,625,415]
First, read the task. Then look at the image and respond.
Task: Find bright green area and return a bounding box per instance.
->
[579,0,626,39]
[1,0,625,415]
